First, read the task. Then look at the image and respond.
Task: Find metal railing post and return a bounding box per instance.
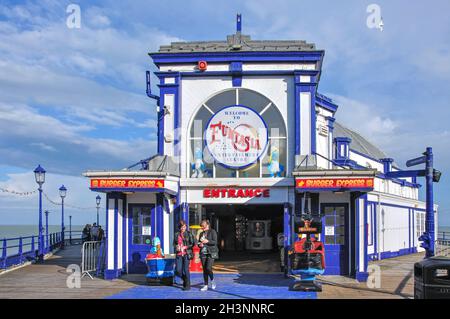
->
[2,238,6,269]
[31,236,35,253]
[18,237,23,263]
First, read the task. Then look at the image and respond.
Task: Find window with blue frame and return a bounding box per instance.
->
[188,88,287,178]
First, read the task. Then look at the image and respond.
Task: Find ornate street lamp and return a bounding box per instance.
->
[59,185,67,249]
[96,195,101,226]
[33,165,45,262]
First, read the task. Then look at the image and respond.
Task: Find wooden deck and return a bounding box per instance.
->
[0,244,424,299]
[0,244,135,299]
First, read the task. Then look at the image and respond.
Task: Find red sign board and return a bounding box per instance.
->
[296,178,374,190]
[203,188,270,198]
[90,179,164,189]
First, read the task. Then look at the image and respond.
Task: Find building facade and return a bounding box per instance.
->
[84,18,438,281]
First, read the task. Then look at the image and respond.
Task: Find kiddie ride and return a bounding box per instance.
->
[145,237,176,285]
[289,196,325,292]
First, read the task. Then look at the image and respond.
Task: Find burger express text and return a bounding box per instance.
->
[203,188,270,198]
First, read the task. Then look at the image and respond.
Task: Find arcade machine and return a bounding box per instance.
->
[289,192,325,292]
[246,220,273,251]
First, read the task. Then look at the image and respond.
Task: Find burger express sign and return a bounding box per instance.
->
[205,105,268,169]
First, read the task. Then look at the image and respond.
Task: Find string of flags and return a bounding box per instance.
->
[0,187,37,196]
[43,191,99,210]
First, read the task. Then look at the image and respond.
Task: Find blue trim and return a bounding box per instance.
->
[379,247,417,259]
[122,196,127,272]
[104,269,120,280]
[156,194,164,251]
[283,202,291,275]
[230,61,242,87]
[356,272,369,282]
[355,195,360,275]
[150,51,325,65]
[362,194,368,275]
[105,193,109,278]
[316,93,338,113]
[373,203,378,256]
[203,104,269,170]
[295,82,301,155]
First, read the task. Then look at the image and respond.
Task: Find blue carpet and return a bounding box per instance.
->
[107,273,317,299]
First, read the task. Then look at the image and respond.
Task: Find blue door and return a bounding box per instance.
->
[128,204,154,274]
[321,204,349,275]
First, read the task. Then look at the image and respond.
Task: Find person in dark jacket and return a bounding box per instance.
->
[198,219,218,291]
[173,220,195,290]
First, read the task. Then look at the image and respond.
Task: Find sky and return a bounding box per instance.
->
[0,0,449,227]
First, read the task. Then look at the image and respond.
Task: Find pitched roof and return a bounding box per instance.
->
[334,122,388,161]
[157,33,317,53]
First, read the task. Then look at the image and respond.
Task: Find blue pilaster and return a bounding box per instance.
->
[156,194,164,250]
[155,72,180,157]
[294,70,319,156]
[283,202,292,276]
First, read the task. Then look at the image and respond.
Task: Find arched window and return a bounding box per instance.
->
[188,88,287,178]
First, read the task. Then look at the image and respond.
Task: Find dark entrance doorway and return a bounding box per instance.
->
[202,204,284,273]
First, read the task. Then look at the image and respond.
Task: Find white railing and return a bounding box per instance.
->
[81,241,102,279]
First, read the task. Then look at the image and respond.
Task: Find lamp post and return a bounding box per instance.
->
[59,185,67,249]
[69,215,72,245]
[44,210,50,253]
[96,195,101,226]
[34,165,45,262]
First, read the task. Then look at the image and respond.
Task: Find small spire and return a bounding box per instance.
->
[236,13,242,33]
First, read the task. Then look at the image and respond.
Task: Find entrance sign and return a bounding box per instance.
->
[203,188,270,198]
[296,178,374,190]
[205,105,268,169]
[90,179,164,189]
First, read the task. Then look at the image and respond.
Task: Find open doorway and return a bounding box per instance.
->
[192,204,284,273]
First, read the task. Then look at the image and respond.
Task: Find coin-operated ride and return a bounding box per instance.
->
[289,194,325,292]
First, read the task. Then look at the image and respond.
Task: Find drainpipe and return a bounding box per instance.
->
[377,194,381,260]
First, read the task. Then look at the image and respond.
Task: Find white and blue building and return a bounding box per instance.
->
[84,16,438,281]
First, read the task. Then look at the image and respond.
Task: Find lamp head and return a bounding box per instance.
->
[59,185,67,199]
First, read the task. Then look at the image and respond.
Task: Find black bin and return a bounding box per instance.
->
[414,257,450,299]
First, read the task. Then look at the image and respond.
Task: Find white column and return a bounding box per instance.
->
[107,198,115,270]
[164,94,175,156]
[117,199,123,270]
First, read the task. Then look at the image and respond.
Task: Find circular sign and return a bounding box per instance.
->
[205,105,268,169]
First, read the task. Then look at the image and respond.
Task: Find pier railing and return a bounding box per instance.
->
[0,230,82,270]
[436,232,450,257]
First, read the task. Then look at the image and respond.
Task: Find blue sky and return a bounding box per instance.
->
[0,0,449,227]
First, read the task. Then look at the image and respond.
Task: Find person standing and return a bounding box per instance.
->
[198,219,218,291]
[97,226,105,241]
[90,223,99,241]
[82,224,91,243]
[173,220,195,291]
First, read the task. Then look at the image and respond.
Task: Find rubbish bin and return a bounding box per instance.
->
[414,256,450,299]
